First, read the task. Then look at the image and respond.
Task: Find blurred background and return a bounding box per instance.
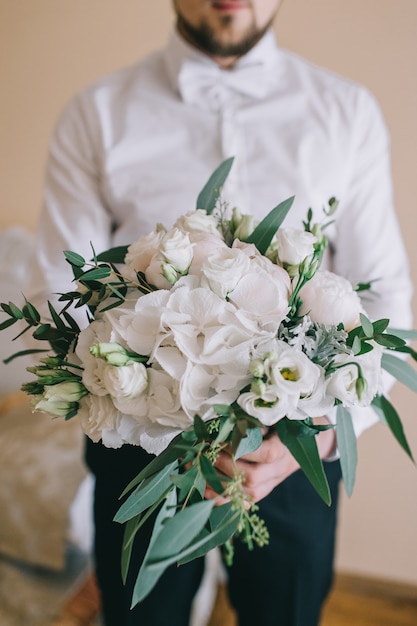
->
[1,0,416,588]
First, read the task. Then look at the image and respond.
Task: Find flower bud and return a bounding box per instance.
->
[355,376,368,401]
[251,379,267,397]
[234,214,255,241]
[90,343,131,366]
[43,381,87,403]
[162,263,179,285]
[249,358,265,378]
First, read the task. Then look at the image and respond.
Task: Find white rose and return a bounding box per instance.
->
[200,246,251,298]
[102,361,148,399]
[299,270,363,331]
[160,227,193,273]
[174,209,221,237]
[275,228,317,266]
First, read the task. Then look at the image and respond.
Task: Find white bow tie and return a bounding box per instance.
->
[178,59,275,109]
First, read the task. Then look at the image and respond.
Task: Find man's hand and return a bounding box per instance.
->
[206,419,336,504]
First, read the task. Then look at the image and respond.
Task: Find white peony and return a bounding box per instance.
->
[299,270,363,331]
[227,241,291,331]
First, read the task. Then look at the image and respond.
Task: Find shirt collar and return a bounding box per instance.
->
[163,28,281,100]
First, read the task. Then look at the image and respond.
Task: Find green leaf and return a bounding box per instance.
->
[3,348,47,364]
[149,508,240,570]
[147,499,215,563]
[0,317,18,331]
[96,245,129,264]
[372,395,414,461]
[374,333,406,349]
[193,414,209,440]
[114,461,178,523]
[131,489,177,607]
[121,516,141,584]
[64,250,85,267]
[381,353,417,392]
[199,455,225,494]
[1,302,23,319]
[360,313,374,338]
[178,504,239,565]
[80,266,111,281]
[120,434,187,497]
[22,300,40,324]
[235,427,263,460]
[372,319,390,334]
[276,418,331,505]
[196,157,234,214]
[245,196,294,255]
[387,327,417,340]
[336,406,357,496]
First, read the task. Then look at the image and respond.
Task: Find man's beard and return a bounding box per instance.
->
[176,12,272,58]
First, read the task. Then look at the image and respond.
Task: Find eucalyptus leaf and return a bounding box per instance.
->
[381,353,417,392]
[276,418,331,505]
[372,318,390,334]
[96,245,129,264]
[196,157,234,214]
[80,266,112,281]
[64,250,85,267]
[149,507,240,570]
[387,327,417,340]
[234,427,263,460]
[120,434,188,497]
[374,333,406,349]
[245,196,294,255]
[131,489,177,607]
[121,516,141,584]
[372,395,414,461]
[114,461,178,523]
[360,313,374,338]
[336,406,357,496]
[200,455,225,494]
[147,499,215,563]
[178,504,240,565]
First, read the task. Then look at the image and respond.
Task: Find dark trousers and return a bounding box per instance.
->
[86,438,342,626]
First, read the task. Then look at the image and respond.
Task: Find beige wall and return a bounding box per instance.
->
[1,0,416,585]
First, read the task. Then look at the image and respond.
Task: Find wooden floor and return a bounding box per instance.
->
[53,571,417,626]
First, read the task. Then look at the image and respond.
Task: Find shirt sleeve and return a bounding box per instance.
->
[329,88,413,439]
[27,92,113,327]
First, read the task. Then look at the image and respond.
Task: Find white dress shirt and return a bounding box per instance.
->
[30,29,413,437]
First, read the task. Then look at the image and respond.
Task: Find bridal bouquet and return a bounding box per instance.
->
[1,158,416,606]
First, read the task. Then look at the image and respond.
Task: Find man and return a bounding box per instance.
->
[29,1,412,625]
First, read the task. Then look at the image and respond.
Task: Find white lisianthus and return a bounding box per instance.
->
[124,230,165,281]
[201,246,251,298]
[326,347,382,407]
[237,389,290,425]
[34,381,84,417]
[263,341,321,399]
[160,228,194,273]
[174,209,221,237]
[299,270,363,331]
[76,316,125,396]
